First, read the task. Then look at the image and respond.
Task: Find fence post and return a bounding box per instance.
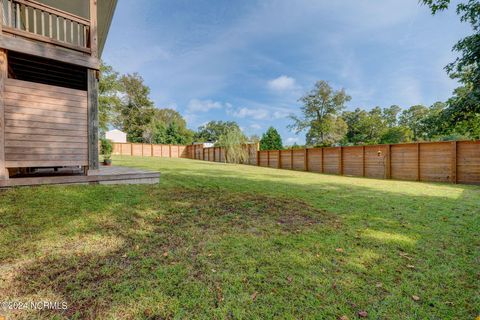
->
[304,148,308,171]
[321,148,324,173]
[417,143,420,181]
[451,141,457,184]
[169,145,172,158]
[213,147,216,162]
[130,143,133,156]
[386,144,391,179]
[267,150,270,167]
[256,150,260,166]
[339,146,343,175]
[278,150,281,169]
[362,146,366,177]
[290,149,293,170]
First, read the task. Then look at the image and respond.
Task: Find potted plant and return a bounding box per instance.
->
[100,138,113,166]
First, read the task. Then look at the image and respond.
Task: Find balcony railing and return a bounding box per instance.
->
[1,0,91,53]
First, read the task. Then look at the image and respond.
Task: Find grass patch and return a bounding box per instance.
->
[0,156,479,319]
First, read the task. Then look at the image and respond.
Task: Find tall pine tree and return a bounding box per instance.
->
[260,127,283,150]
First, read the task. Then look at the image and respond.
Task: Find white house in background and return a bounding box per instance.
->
[106,129,127,143]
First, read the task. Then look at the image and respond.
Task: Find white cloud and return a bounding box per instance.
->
[105,0,466,118]
[250,123,261,130]
[229,107,270,120]
[272,108,291,119]
[187,99,228,112]
[268,75,297,92]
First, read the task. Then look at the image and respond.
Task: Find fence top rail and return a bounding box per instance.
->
[114,142,186,146]
[258,139,478,153]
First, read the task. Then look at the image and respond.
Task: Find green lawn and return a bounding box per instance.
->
[0,156,479,319]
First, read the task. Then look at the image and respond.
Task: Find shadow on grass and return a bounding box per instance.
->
[0,165,478,319]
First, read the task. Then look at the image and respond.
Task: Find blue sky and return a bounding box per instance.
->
[103,0,470,145]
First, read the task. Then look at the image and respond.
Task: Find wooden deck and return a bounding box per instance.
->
[0,165,160,187]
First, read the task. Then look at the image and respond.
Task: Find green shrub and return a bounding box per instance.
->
[100,138,113,161]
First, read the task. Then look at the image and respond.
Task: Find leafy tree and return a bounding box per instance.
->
[260,127,283,150]
[217,127,249,163]
[113,73,155,143]
[421,0,480,137]
[142,108,194,145]
[306,116,347,146]
[342,108,365,144]
[164,122,191,144]
[290,81,351,146]
[194,121,241,142]
[99,65,195,144]
[383,105,402,127]
[342,107,390,145]
[98,62,122,134]
[360,107,385,144]
[444,86,480,138]
[399,105,429,141]
[155,109,189,128]
[146,121,167,144]
[380,126,413,144]
[249,134,261,144]
[422,102,448,138]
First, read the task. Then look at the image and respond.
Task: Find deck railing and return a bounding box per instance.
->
[1,0,91,53]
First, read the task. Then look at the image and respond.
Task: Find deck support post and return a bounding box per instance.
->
[87,69,99,175]
[89,0,98,58]
[0,49,7,180]
[87,0,99,183]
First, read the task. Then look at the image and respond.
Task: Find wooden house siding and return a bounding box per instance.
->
[4,78,88,167]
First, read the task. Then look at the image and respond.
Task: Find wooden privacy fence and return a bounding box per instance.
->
[189,143,258,165]
[112,141,479,184]
[112,143,189,158]
[112,142,258,164]
[257,141,480,184]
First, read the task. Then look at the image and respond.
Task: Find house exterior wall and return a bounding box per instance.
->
[4,78,88,168]
[0,0,116,179]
